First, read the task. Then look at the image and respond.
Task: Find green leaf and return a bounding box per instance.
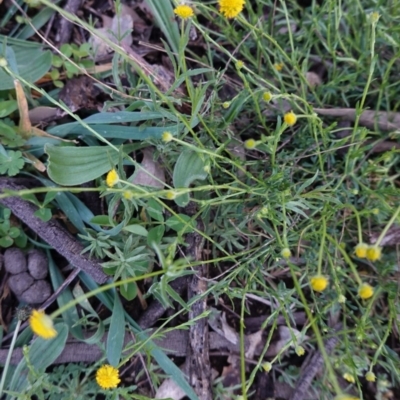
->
[123,224,148,236]
[0,236,13,247]
[48,252,83,340]
[146,198,164,222]
[33,207,52,222]
[147,225,165,246]
[172,149,208,207]
[166,214,194,233]
[107,292,125,366]
[120,282,137,301]
[45,143,137,186]
[0,99,18,117]
[0,150,25,176]
[8,323,68,393]
[0,38,52,90]
[0,122,25,147]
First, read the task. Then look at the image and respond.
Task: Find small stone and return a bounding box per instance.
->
[4,248,27,274]
[27,249,48,279]
[20,280,52,304]
[8,272,34,296]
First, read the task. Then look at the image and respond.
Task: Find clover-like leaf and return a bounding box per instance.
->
[0,150,25,176]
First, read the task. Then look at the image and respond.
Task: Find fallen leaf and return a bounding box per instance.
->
[130,147,165,188]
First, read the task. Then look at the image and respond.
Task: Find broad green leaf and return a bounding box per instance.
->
[172,149,208,207]
[123,224,148,236]
[0,150,25,176]
[45,143,136,186]
[0,100,18,117]
[166,214,194,233]
[107,292,125,366]
[120,281,137,301]
[0,37,52,90]
[33,207,52,222]
[147,225,165,246]
[48,252,83,340]
[8,323,68,393]
[146,198,164,222]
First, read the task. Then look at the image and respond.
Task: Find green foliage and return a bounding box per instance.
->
[0,149,24,176]
[0,207,27,248]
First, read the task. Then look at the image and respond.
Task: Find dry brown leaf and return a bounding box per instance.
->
[28,106,61,124]
[131,147,165,188]
[314,107,400,131]
[306,71,322,88]
[155,376,186,400]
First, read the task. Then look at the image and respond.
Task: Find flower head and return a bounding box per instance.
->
[358,283,374,300]
[295,346,305,356]
[365,371,376,382]
[174,4,194,19]
[310,275,328,292]
[343,373,355,383]
[96,364,121,389]
[244,139,256,149]
[162,131,173,143]
[123,191,133,200]
[354,243,368,258]
[165,190,177,200]
[366,245,382,262]
[222,101,230,109]
[274,62,284,71]
[284,111,297,126]
[219,0,245,19]
[281,247,291,259]
[263,92,272,102]
[106,169,119,187]
[29,309,57,339]
[262,362,272,372]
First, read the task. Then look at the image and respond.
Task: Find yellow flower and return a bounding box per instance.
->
[262,362,272,372]
[365,371,376,382]
[222,101,230,109]
[274,62,284,71]
[343,373,355,383]
[219,0,245,19]
[162,131,173,142]
[262,92,272,102]
[354,243,368,258]
[174,4,194,19]
[96,364,121,389]
[281,247,291,259]
[366,245,382,261]
[106,169,119,187]
[284,111,297,126]
[334,395,359,400]
[338,294,347,304]
[310,275,328,292]
[358,283,374,300]
[165,190,177,200]
[236,60,244,70]
[244,139,256,149]
[29,309,57,339]
[295,346,305,356]
[123,191,133,200]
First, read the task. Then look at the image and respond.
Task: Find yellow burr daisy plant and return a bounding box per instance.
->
[281,247,291,259]
[218,0,245,19]
[174,4,194,19]
[365,371,376,382]
[366,245,382,261]
[29,309,57,339]
[96,364,121,389]
[162,131,173,143]
[310,275,328,292]
[354,242,368,258]
[244,139,257,149]
[284,111,297,126]
[106,169,119,188]
[358,283,374,300]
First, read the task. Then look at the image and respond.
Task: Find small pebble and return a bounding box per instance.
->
[8,272,34,296]
[27,249,48,279]
[4,248,27,274]
[20,280,51,305]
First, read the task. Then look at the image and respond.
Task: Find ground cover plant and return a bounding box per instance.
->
[0,0,399,399]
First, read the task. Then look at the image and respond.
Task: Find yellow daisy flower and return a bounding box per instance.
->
[284,111,297,126]
[162,131,173,143]
[219,0,245,19]
[365,371,376,382]
[366,245,382,261]
[310,275,328,292]
[358,283,374,300]
[96,364,121,389]
[281,247,291,259]
[174,4,194,19]
[244,139,256,149]
[274,62,284,71]
[29,309,57,339]
[106,169,119,187]
[354,242,368,258]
